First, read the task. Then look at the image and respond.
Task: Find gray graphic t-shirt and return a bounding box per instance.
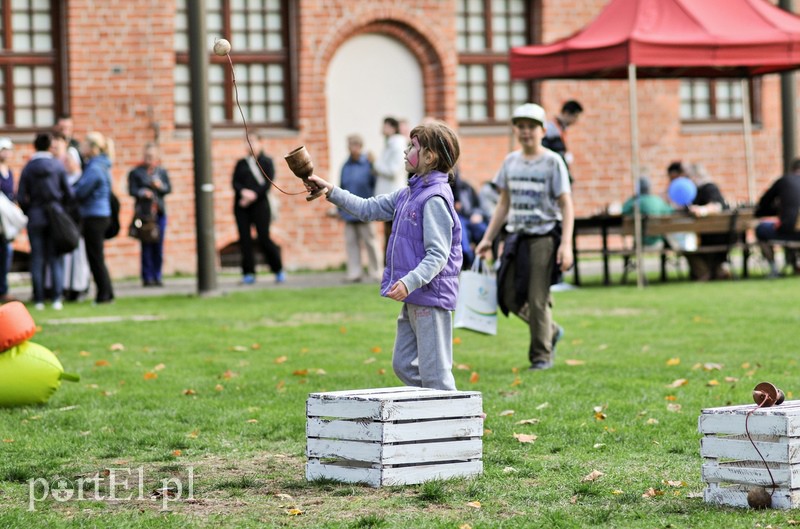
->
[492,149,571,236]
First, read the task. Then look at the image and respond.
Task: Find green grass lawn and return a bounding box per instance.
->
[0,275,799,528]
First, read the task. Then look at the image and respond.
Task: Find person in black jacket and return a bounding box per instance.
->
[17,132,73,310]
[755,158,800,277]
[232,132,284,284]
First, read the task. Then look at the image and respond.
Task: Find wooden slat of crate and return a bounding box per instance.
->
[702,460,799,488]
[704,484,800,510]
[307,437,482,465]
[307,417,484,443]
[701,436,800,463]
[699,401,800,437]
[307,388,483,421]
[306,459,483,487]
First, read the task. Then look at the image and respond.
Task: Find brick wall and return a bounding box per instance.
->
[9,0,792,280]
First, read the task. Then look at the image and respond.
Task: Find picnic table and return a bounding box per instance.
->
[572,208,758,286]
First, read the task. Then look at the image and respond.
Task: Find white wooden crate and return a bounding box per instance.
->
[698,400,800,509]
[306,386,483,487]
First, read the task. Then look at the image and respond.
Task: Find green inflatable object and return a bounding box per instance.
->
[0,341,79,407]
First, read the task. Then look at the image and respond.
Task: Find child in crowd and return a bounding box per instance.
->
[306,121,463,390]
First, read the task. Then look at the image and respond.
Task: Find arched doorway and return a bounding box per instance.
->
[325,34,424,182]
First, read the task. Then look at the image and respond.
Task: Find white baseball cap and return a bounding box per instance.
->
[0,138,13,151]
[511,103,546,126]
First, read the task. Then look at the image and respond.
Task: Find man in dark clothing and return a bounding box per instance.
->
[755,158,800,276]
[18,132,73,310]
[232,132,284,285]
[684,163,731,281]
[542,100,583,182]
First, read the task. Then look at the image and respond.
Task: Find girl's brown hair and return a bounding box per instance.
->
[409,121,460,180]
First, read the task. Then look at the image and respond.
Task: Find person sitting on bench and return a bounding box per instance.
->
[755,157,800,277]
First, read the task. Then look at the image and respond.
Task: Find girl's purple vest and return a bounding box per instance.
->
[381,171,463,310]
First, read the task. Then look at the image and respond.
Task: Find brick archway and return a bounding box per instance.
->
[315,17,453,123]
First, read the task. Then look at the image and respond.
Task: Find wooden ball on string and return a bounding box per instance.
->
[213,38,231,56]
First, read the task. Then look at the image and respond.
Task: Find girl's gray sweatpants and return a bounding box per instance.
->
[392,302,456,391]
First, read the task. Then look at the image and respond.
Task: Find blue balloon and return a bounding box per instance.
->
[668,177,697,206]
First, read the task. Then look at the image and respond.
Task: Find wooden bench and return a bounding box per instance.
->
[620,209,757,282]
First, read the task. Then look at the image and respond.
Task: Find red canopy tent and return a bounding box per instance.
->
[510,0,800,286]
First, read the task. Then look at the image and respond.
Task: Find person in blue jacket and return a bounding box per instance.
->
[73,131,115,304]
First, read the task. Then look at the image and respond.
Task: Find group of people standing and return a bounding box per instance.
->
[0,116,173,309]
[13,120,118,309]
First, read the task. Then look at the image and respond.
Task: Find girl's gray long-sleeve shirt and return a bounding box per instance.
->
[327,186,453,294]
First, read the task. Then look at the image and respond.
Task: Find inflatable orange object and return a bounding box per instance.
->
[0,301,36,351]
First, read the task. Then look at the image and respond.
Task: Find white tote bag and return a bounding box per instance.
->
[454,259,498,335]
[0,193,27,241]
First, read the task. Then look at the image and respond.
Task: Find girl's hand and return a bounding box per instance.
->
[475,238,492,259]
[386,280,408,301]
[306,175,332,195]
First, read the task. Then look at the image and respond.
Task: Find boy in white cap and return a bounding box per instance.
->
[475,103,574,371]
[0,138,15,302]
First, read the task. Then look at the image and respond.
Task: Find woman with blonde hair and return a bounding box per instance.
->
[73,131,115,303]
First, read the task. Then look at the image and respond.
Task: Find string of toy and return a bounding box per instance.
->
[745,393,778,496]
[220,43,305,197]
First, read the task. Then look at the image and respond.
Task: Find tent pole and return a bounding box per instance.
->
[628,64,644,288]
[741,79,756,204]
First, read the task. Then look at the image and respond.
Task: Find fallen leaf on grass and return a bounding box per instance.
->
[187,430,199,439]
[79,351,91,357]
[377,368,386,375]
[581,470,604,482]
[706,379,719,387]
[222,370,238,379]
[724,376,739,383]
[664,480,685,487]
[250,343,260,350]
[466,501,481,509]
[499,410,515,416]
[231,345,247,352]
[274,356,288,364]
[456,363,471,370]
[667,403,682,413]
[511,376,522,387]
[469,372,479,383]
[536,402,550,410]
[94,360,110,367]
[570,495,578,504]
[276,381,285,391]
[172,450,182,457]
[565,359,585,366]
[339,326,347,334]
[109,343,125,351]
[371,346,382,353]
[666,378,688,388]
[665,395,677,401]
[143,372,158,380]
[593,443,606,449]
[246,419,258,424]
[642,488,664,498]
[515,418,539,425]
[275,493,294,500]
[363,357,376,364]
[503,467,518,473]
[3,439,13,443]
[153,363,166,371]
[666,357,680,366]
[611,489,624,495]
[215,384,224,391]
[513,433,537,443]
[182,389,196,396]
[293,369,309,376]
[646,418,659,425]
[286,508,303,516]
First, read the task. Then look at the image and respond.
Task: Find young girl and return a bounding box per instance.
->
[307,121,463,390]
